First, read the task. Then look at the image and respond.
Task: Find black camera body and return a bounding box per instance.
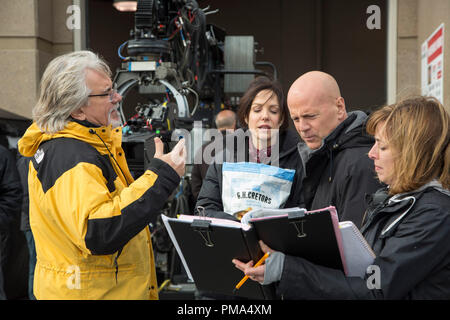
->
[114,0,223,135]
[116,0,275,171]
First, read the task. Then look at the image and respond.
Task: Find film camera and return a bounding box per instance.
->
[114,0,276,172]
[114,0,276,292]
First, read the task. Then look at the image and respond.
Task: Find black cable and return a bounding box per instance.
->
[89,129,131,187]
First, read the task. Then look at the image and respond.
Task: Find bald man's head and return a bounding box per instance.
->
[215,109,237,130]
[288,71,341,105]
[287,71,347,149]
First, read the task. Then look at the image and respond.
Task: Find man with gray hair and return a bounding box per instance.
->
[18,50,186,299]
[190,109,237,200]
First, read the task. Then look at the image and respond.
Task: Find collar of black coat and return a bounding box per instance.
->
[298,110,373,159]
[366,179,449,208]
[361,180,449,236]
[320,110,371,150]
[365,186,390,209]
[68,116,101,128]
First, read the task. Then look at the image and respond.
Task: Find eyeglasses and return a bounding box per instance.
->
[88,83,118,102]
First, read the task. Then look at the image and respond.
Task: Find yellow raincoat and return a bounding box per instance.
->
[18,121,180,299]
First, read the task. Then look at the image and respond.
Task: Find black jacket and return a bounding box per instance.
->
[190,142,211,200]
[298,111,383,227]
[0,145,22,233]
[16,155,31,231]
[191,130,234,200]
[196,128,303,220]
[277,182,450,299]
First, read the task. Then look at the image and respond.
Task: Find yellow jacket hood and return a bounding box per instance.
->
[19,121,121,158]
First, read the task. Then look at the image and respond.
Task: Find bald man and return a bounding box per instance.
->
[191,109,237,200]
[214,109,237,131]
[288,71,382,227]
[231,71,383,299]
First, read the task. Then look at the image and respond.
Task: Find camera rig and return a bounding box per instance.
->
[113,0,277,291]
[114,0,277,141]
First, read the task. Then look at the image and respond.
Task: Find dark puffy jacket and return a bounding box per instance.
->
[298,111,383,227]
[277,182,450,299]
[0,145,22,232]
[196,128,303,220]
[16,155,31,231]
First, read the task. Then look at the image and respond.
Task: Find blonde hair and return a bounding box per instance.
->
[366,96,450,194]
[33,51,111,134]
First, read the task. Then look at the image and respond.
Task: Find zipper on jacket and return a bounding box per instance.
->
[89,128,130,187]
[114,248,123,284]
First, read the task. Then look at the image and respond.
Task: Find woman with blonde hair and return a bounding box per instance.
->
[234,96,450,299]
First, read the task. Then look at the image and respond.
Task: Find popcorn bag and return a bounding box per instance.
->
[221,162,295,215]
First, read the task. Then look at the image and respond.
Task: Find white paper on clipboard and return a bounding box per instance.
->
[161,214,252,283]
[161,214,194,282]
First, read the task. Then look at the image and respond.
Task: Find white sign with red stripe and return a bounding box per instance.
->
[421,23,444,103]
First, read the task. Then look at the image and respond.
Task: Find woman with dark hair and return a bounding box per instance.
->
[237,76,290,131]
[233,96,450,299]
[195,76,303,221]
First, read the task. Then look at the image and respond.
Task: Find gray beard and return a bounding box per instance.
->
[108,105,122,129]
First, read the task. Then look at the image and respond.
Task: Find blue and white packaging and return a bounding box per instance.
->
[221,162,295,215]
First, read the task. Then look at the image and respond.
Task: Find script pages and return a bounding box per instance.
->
[161,214,272,299]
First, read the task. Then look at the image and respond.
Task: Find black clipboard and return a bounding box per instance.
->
[250,207,346,272]
[163,216,276,299]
